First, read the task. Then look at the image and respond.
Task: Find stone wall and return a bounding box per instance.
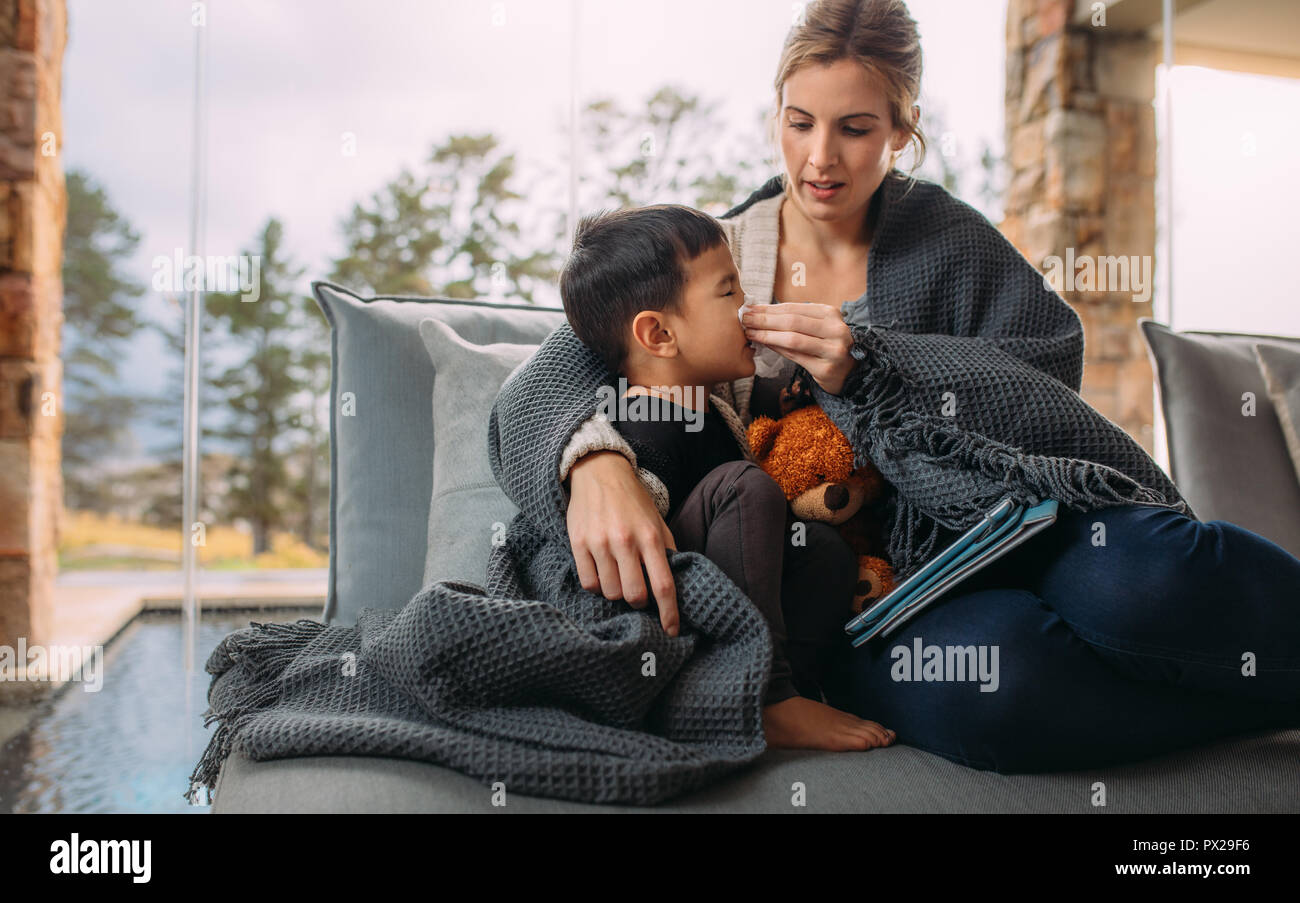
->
[0,0,67,653]
[1001,0,1160,450]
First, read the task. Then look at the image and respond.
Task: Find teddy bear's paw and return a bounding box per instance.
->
[850,555,899,614]
[852,464,887,501]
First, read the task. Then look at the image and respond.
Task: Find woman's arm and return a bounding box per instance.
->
[811,321,1188,523]
[744,198,1185,567]
[807,206,1152,492]
[488,321,611,535]
[487,322,681,635]
[491,327,670,515]
[939,219,1085,393]
[798,316,1189,582]
[559,416,636,482]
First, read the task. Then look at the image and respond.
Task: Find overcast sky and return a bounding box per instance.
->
[64,0,1008,296]
[63,0,1009,459]
[61,0,1298,464]
[1163,64,1299,336]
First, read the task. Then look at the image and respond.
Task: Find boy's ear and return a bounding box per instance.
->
[630,310,675,357]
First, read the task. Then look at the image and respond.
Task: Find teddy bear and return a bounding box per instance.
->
[746,378,897,614]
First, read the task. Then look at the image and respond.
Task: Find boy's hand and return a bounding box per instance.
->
[566,450,680,637]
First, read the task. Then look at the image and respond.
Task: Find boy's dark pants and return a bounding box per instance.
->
[667,460,859,705]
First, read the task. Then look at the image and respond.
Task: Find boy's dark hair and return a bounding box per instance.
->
[560,204,728,376]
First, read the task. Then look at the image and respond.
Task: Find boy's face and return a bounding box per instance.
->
[664,243,755,385]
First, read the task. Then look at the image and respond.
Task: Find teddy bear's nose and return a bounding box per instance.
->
[825,483,850,511]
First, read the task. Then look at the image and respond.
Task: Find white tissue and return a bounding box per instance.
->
[739,301,786,378]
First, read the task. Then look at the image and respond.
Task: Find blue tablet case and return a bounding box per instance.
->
[844,496,1059,646]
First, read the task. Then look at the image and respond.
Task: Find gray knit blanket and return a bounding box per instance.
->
[782,172,1196,577]
[187,172,1192,807]
[186,322,778,806]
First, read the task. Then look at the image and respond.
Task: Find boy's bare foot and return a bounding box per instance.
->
[763,696,897,751]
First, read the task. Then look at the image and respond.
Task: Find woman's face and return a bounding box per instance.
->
[778,58,912,229]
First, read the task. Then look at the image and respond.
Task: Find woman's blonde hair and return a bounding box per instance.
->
[769,0,926,184]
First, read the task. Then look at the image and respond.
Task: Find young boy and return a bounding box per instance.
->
[560,204,894,751]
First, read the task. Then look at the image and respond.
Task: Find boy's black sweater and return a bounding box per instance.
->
[612,393,744,523]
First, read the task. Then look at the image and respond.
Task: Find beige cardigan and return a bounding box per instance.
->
[559,194,790,517]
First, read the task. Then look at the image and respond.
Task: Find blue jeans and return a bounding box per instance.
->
[821,504,1300,773]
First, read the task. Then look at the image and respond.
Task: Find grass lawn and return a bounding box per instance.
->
[59,510,328,571]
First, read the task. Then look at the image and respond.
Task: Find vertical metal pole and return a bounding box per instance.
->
[567,0,581,251]
[1161,0,1175,326]
[1153,0,1176,474]
[182,3,207,794]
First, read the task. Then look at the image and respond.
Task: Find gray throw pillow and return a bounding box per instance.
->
[312,281,565,626]
[1140,318,1300,558]
[1254,343,1300,490]
[418,318,540,590]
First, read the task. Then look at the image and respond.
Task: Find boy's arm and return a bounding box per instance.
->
[488,322,615,542]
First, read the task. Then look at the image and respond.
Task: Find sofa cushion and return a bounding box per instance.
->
[312,281,565,626]
[1140,319,1300,558]
[1253,343,1300,489]
[211,728,1300,813]
[418,318,540,589]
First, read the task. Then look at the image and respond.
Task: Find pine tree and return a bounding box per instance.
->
[204,218,312,555]
[60,169,146,512]
[330,134,561,303]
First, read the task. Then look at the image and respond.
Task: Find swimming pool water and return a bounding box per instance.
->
[0,608,320,814]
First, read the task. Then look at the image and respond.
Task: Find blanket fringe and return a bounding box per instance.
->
[184,618,326,805]
[842,325,1181,580]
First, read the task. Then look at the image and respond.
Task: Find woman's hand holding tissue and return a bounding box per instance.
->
[741,302,859,396]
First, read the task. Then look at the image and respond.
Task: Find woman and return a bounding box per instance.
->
[491,0,1300,772]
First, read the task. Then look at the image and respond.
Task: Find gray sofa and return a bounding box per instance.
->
[209,285,1300,813]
